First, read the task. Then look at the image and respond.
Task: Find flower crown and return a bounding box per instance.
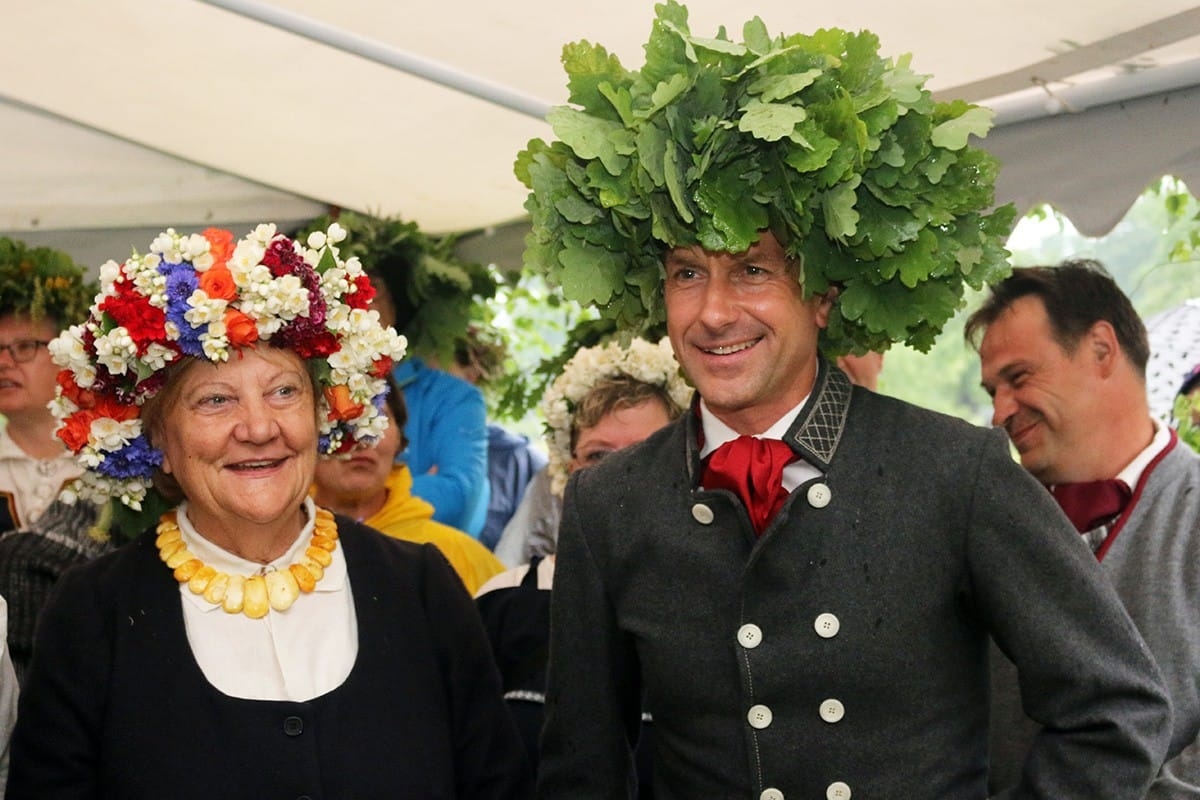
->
[49,223,408,513]
[0,236,95,324]
[540,336,692,496]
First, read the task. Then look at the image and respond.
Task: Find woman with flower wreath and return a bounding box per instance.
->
[476,336,690,792]
[491,337,692,567]
[7,225,531,799]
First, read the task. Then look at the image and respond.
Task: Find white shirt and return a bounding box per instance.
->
[1116,420,1173,490]
[175,497,358,701]
[0,423,81,526]
[698,398,822,491]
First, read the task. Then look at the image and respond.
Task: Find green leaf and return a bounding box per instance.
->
[931,105,994,150]
[738,99,808,142]
[559,241,627,305]
[562,41,631,114]
[747,70,823,103]
[822,176,861,241]
[548,106,632,176]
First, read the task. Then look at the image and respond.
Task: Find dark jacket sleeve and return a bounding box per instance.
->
[416,543,534,799]
[536,477,641,800]
[7,555,113,799]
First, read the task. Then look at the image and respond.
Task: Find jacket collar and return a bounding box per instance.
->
[685,355,854,476]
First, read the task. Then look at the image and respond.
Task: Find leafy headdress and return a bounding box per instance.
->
[0,237,96,325]
[516,0,1016,355]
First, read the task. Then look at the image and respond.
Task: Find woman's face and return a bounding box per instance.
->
[569,399,673,474]
[312,404,402,505]
[158,348,318,536]
[0,314,60,423]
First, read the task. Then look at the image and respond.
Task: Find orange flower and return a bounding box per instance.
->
[323,384,364,422]
[202,228,235,269]
[198,264,237,301]
[223,308,259,347]
[57,412,94,452]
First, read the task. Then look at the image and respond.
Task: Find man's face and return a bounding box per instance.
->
[664,231,832,434]
[978,295,1100,484]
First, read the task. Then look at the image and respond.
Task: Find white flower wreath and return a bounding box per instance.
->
[540,336,693,496]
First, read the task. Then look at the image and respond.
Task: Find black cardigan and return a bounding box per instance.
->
[8,516,531,799]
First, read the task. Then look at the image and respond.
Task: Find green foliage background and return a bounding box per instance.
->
[878,177,1200,425]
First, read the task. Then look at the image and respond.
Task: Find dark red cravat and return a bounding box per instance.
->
[702,435,795,535]
[1049,479,1132,533]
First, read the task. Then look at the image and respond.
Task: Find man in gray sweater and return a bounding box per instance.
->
[969,260,1200,797]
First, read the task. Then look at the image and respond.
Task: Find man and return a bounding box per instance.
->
[520,5,1172,799]
[968,260,1200,796]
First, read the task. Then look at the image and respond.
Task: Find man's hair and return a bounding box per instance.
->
[964,260,1149,377]
[570,374,685,456]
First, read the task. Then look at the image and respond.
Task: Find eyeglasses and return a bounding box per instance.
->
[0,340,51,364]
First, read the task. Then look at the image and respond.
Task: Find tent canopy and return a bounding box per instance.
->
[5,0,1200,268]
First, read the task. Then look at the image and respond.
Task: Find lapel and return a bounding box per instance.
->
[683,356,855,482]
[781,356,853,471]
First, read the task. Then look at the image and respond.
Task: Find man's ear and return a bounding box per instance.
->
[1087,320,1120,377]
[812,286,839,329]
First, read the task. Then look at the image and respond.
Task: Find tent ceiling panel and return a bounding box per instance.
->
[3,0,1200,249]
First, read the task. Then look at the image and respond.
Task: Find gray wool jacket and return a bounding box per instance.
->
[538,361,1172,800]
[991,434,1200,798]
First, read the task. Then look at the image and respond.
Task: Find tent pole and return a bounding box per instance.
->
[195,0,553,121]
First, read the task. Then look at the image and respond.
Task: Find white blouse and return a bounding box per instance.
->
[174,498,358,701]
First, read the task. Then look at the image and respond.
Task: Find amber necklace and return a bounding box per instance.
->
[156,506,339,619]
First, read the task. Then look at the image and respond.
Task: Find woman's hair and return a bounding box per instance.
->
[569,373,685,456]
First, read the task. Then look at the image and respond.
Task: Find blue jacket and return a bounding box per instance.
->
[394,357,490,537]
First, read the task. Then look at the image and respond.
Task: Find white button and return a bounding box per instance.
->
[827,781,851,799]
[691,503,715,524]
[814,612,840,638]
[737,623,763,649]
[760,789,784,800]
[819,698,845,723]
[807,482,831,508]
[747,704,773,729]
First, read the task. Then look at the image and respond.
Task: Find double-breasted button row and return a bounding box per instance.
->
[691,481,832,526]
[740,614,839,647]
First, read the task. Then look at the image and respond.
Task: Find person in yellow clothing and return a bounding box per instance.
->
[313,381,504,595]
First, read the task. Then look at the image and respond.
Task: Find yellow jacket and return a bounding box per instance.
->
[362,466,505,595]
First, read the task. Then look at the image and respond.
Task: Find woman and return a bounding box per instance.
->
[476,337,690,791]
[312,380,505,594]
[9,224,530,798]
[0,237,94,529]
[492,337,692,567]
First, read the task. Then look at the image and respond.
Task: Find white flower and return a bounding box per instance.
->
[540,336,691,496]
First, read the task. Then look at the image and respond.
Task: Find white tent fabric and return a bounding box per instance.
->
[4,0,1200,266]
